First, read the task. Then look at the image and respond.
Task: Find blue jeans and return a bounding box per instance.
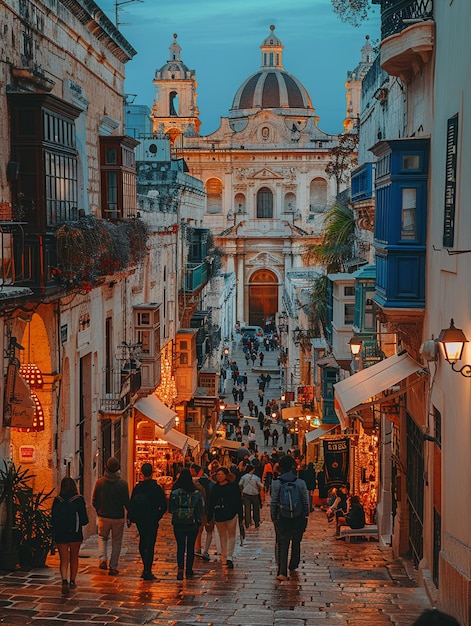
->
[173,526,199,572]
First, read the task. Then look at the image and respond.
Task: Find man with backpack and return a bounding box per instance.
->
[127,463,167,580]
[270,455,309,581]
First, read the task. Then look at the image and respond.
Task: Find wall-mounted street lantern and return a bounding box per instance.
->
[349,336,363,356]
[438,319,471,378]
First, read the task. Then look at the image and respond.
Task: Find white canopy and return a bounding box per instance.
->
[134,394,176,433]
[334,352,426,428]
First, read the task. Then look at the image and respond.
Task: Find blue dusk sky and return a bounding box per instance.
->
[100,0,380,136]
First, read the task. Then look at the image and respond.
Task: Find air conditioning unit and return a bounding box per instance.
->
[420,339,438,362]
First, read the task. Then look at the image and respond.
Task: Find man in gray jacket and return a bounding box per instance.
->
[92,457,130,575]
[270,455,309,581]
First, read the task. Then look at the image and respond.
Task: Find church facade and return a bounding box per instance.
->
[139,26,370,329]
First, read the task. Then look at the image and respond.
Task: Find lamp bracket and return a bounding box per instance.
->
[451,362,471,378]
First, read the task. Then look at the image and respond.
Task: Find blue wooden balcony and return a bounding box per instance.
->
[184,262,208,293]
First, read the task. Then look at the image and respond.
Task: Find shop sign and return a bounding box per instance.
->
[323,437,350,487]
[193,398,217,407]
[19,445,36,463]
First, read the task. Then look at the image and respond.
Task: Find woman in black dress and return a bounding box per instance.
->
[52,477,89,595]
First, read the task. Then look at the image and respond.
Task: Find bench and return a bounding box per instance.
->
[339,525,379,542]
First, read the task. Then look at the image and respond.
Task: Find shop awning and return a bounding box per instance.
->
[304,424,338,444]
[212,437,241,451]
[334,351,427,428]
[134,394,176,433]
[281,406,305,420]
[155,427,199,456]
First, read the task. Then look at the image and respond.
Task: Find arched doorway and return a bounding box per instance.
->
[248,269,278,330]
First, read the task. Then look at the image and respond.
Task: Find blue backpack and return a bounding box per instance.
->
[278,480,303,518]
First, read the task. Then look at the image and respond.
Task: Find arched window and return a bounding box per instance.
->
[310,178,328,211]
[169,91,178,116]
[206,178,223,214]
[257,187,273,218]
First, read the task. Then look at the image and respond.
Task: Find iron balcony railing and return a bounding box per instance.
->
[184,262,208,293]
[376,0,433,40]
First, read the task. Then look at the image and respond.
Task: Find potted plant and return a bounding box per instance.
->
[16,486,54,568]
[0,461,31,570]
[0,461,54,569]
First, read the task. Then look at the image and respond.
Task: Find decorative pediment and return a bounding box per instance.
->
[250,168,283,180]
[247,252,282,267]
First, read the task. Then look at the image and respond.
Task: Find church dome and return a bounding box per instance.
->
[230,26,313,116]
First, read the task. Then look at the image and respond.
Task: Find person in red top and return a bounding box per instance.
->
[262,457,274,494]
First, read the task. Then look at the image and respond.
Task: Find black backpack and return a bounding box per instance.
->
[53,495,81,533]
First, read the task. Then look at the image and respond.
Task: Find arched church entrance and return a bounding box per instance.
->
[248,269,278,330]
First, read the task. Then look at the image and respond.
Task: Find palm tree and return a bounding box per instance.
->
[307,200,355,337]
[308,201,355,273]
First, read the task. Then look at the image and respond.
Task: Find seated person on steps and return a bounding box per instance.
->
[336,495,365,538]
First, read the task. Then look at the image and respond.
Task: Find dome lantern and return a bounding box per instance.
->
[260,25,284,70]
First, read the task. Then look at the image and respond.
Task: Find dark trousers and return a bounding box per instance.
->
[242,493,261,528]
[136,521,159,574]
[274,516,306,577]
[173,526,199,572]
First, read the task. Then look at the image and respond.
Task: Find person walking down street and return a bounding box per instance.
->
[282,422,289,444]
[239,464,264,529]
[259,352,265,366]
[192,464,215,562]
[127,463,167,580]
[169,468,204,580]
[232,386,239,402]
[258,388,265,406]
[207,467,243,570]
[270,455,309,581]
[248,426,257,451]
[272,427,279,447]
[262,455,274,494]
[251,352,257,365]
[299,462,316,512]
[92,457,130,576]
[52,477,89,595]
[263,425,271,447]
[248,399,255,417]
[242,372,248,391]
[258,410,265,430]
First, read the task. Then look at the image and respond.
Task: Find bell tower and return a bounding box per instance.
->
[151,33,200,143]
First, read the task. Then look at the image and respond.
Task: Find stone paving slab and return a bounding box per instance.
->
[0,338,432,625]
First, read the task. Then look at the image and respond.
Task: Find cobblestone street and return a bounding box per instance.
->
[0,338,432,625]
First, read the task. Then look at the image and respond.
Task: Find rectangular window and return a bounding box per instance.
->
[365,298,374,329]
[106,148,117,164]
[106,172,118,218]
[344,303,354,326]
[137,330,150,354]
[443,115,458,248]
[344,286,355,296]
[401,188,417,239]
[402,154,420,170]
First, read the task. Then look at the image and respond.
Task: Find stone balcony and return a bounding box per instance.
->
[380,19,435,83]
